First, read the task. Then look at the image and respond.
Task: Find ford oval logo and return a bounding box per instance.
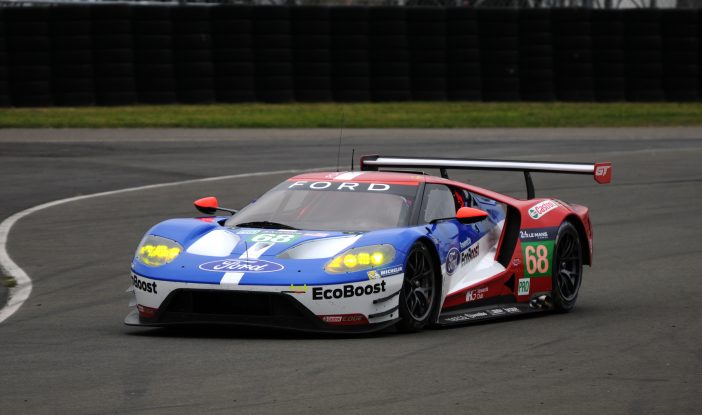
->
[199,259,285,273]
[446,247,460,276]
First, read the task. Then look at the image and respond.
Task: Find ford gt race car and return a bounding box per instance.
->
[125,156,612,333]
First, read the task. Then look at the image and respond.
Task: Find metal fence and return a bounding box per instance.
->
[1,0,702,9]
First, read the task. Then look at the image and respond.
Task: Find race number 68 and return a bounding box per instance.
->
[525,244,549,274]
[251,233,297,243]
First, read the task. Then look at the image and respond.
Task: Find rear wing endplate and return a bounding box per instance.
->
[360,155,612,199]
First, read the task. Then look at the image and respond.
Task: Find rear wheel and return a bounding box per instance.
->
[552,222,583,312]
[397,242,439,332]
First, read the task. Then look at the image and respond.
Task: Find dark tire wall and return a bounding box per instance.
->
[0,5,700,106]
[92,5,137,105]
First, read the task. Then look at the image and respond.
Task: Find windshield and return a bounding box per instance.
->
[225,179,420,232]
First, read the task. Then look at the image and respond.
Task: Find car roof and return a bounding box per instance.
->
[289,170,516,205]
[289,171,432,185]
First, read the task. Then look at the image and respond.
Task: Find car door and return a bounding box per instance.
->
[417,183,463,279]
[450,187,508,294]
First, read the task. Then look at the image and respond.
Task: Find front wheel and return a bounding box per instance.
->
[551,221,583,312]
[397,242,440,332]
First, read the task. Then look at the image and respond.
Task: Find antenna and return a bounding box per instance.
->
[336,109,345,172]
[351,148,355,171]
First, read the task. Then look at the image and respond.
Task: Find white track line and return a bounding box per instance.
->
[0,166,336,324]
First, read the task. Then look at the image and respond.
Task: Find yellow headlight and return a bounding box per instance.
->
[371,252,384,265]
[324,244,396,274]
[343,254,358,268]
[327,256,343,269]
[135,235,183,267]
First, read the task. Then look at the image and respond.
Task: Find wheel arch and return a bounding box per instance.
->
[564,214,591,266]
[413,236,444,321]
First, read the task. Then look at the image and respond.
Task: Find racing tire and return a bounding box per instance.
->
[551,222,583,313]
[397,242,440,332]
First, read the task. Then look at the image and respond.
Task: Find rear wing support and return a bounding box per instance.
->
[360,155,612,199]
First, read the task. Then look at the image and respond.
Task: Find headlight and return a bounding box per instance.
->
[135,235,183,267]
[324,244,395,274]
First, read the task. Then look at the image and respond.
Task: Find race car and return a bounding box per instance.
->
[125,155,612,333]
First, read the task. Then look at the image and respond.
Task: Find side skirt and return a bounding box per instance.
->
[438,300,548,325]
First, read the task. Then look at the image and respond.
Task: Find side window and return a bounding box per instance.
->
[420,184,457,224]
[467,191,507,225]
[453,188,475,209]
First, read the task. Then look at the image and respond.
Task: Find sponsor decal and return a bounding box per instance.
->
[381,265,403,277]
[528,200,559,220]
[446,247,460,275]
[312,280,387,300]
[459,237,472,250]
[518,278,530,296]
[445,307,520,323]
[132,275,157,294]
[199,259,285,273]
[320,314,368,325]
[595,165,611,177]
[283,284,308,294]
[288,181,391,192]
[445,311,488,322]
[368,266,402,280]
[519,227,558,242]
[466,286,488,302]
[323,315,343,322]
[248,233,300,243]
[521,241,554,278]
[235,229,261,235]
[461,245,479,266]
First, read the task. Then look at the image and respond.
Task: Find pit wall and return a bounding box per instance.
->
[1,5,700,106]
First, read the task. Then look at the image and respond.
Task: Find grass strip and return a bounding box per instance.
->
[0,102,701,128]
[1,276,17,288]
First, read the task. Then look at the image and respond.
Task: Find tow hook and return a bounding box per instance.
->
[529,295,552,309]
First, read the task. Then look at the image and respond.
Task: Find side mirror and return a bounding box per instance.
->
[456,207,489,224]
[194,196,238,216]
[194,196,219,215]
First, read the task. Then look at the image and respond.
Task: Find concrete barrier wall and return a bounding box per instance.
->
[0,5,699,106]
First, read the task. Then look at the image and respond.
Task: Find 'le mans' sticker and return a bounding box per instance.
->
[520,227,557,278]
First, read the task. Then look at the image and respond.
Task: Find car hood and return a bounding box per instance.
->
[131,218,417,286]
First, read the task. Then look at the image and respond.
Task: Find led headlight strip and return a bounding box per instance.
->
[135,235,183,267]
[324,244,395,274]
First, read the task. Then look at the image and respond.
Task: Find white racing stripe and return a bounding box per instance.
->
[0,166,336,324]
[334,171,365,181]
[239,242,275,259]
[220,272,245,285]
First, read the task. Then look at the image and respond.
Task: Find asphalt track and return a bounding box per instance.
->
[0,128,700,414]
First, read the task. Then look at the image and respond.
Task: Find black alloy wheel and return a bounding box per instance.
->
[397,242,439,332]
[552,221,583,312]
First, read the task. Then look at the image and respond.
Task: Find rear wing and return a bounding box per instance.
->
[360,155,612,199]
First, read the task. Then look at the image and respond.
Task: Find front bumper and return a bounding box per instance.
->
[125,273,403,333]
